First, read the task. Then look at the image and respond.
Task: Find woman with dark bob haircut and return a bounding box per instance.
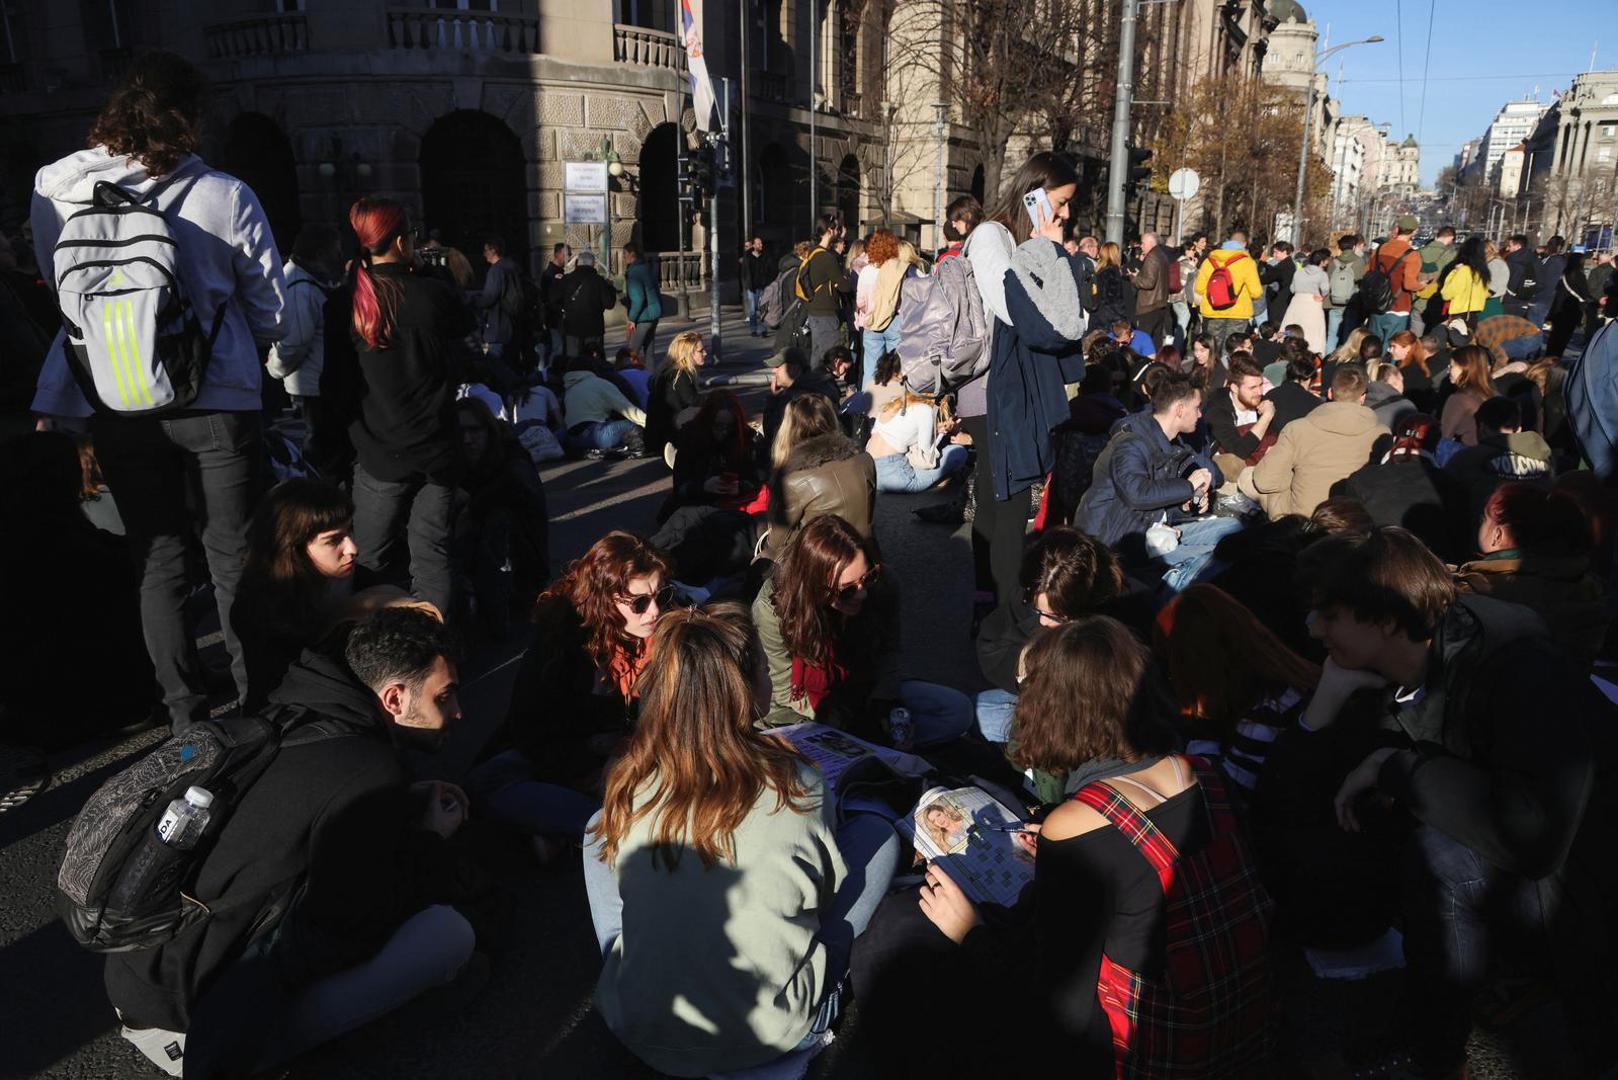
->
[233,479,436,712]
[914,616,1274,1076]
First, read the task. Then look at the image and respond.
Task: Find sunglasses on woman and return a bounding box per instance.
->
[830,565,881,604]
[620,584,677,615]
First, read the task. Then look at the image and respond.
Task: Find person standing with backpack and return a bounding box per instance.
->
[1194,232,1264,362]
[1325,234,1366,350]
[331,196,474,620]
[1364,215,1425,344]
[268,225,342,476]
[30,52,287,733]
[621,242,663,369]
[800,213,850,368]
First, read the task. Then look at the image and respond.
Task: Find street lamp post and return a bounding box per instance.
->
[1292,36,1382,246]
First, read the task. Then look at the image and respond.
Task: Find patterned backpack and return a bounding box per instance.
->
[1072,755,1274,1078]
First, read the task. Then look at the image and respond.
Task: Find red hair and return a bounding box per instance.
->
[1153,584,1320,741]
[1483,481,1592,557]
[536,531,672,695]
[690,389,751,469]
[349,197,409,350]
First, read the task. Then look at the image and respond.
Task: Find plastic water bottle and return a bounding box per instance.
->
[155,786,214,850]
[888,707,914,752]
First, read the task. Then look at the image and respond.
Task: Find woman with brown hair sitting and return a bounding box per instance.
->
[752,514,971,747]
[582,601,901,1076]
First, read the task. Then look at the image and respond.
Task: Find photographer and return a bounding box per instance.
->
[326,197,475,618]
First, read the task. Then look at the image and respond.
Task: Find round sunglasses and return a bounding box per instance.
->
[619,583,677,615]
[830,564,881,605]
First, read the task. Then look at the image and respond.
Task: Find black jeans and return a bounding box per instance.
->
[1136,306,1173,351]
[92,410,261,730]
[961,414,1032,606]
[351,463,456,617]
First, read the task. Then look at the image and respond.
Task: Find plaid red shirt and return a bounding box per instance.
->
[1073,756,1274,1078]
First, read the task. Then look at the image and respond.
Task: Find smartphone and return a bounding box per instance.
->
[1022,187,1053,231]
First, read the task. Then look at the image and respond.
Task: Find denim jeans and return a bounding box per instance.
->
[582,810,901,999]
[1325,307,1345,350]
[1156,515,1245,594]
[974,688,1019,744]
[92,410,260,729]
[351,463,456,617]
[566,419,637,451]
[1399,824,1558,1075]
[1368,311,1410,343]
[806,314,842,369]
[745,288,765,334]
[268,905,475,1066]
[862,324,902,390]
[1171,300,1191,343]
[463,749,599,839]
[897,679,975,746]
[873,445,969,493]
[1499,331,1545,363]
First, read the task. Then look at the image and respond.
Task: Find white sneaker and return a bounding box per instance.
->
[118,1017,185,1076]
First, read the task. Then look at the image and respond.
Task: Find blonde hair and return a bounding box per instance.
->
[666,331,704,376]
[1097,241,1122,271]
[1331,327,1369,365]
[770,394,839,470]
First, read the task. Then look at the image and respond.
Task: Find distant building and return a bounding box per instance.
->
[1522,70,1618,238]
[1481,98,1552,184]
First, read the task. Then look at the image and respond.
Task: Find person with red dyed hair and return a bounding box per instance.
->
[326,196,474,618]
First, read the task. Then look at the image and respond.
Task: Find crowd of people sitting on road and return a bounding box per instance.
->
[8,52,1618,1080]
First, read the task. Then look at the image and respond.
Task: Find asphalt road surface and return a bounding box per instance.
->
[0,310,1580,1079]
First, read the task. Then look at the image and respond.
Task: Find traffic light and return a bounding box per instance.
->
[689,143,716,202]
[1124,145,1152,202]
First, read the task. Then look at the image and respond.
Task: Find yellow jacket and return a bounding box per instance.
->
[1440,265,1489,317]
[1195,249,1264,319]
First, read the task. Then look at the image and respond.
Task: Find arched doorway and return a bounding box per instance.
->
[215,113,301,256]
[638,123,680,254]
[419,110,526,265]
[836,153,861,234]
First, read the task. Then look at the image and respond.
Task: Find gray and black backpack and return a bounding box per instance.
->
[52,173,227,416]
[57,712,345,954]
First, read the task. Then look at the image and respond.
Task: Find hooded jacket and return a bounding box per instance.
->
[103,652,458,1033]
[1331,454,1470,563]
[1195,248,1263,319]
[1504,247,1541,317]
[266,259,333,398]
[562,369,646,428]
[30,148,286,417]
[1364,380,1417,429]
[1454,552,1610,673]
[1247,400,1387,519]
[1073,410,1223,561]
[762,432,877,560]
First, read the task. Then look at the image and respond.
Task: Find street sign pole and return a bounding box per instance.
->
[1104,0,1139,246]
[1167,168,1200,247]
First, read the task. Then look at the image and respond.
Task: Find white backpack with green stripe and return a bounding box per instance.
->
[53,176,225,415]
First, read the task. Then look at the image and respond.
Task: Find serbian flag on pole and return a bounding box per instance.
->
[681,0,718,133]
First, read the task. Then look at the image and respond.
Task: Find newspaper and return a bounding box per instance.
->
[768,722,932,789]
[899,785,1035,907]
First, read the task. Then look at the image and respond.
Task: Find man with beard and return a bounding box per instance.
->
[109,607,480,1077]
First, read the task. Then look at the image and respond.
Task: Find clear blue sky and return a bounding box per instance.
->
[1303,0,1608,186]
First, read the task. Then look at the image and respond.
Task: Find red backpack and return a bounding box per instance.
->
[1204,253,1247,311]
[1072,755,1274,1079]
[1167,258,1183,295]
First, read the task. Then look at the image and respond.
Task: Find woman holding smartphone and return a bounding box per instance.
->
[959,152,1084,606]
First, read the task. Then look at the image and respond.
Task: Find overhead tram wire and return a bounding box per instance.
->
[1415,0,1437,145]
[1395,0,1406,134]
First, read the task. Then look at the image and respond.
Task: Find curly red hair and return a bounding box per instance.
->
[537,531,672,689]
[866,229,899,267]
